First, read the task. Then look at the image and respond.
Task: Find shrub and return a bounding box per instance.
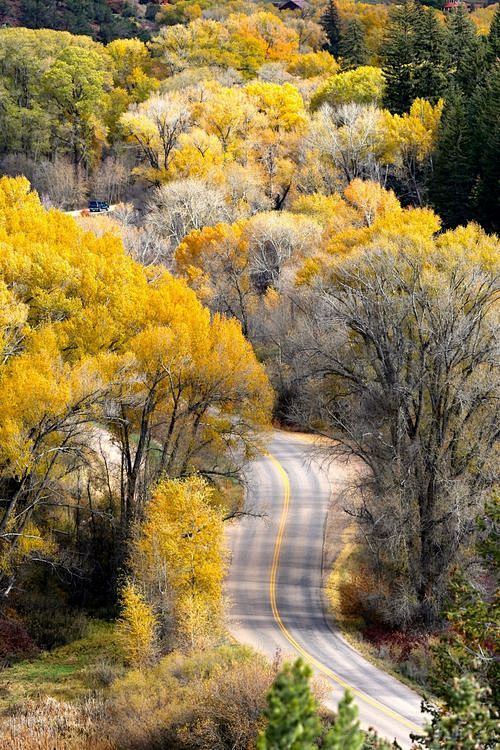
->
[24,609,89,651]
[0,618,38,666]
[108,646,273,750]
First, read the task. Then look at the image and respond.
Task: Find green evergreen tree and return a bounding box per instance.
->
[323,691,364,750]
[322,0,342,58]
[257,659,321,750]
[411,677,499,749]
[487,4,500,63]
[446,6,486,97]
[413,8,448,103]
[470,63,500,232]
[339,18,368,70]
[382,0,423,113]
[430,85,475,227]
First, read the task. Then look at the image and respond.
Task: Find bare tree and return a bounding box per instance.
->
[35,157,88,210]
[147,178,232,249]
[292,250,499,626]
[90,156,129,204]
[309,103,387,186]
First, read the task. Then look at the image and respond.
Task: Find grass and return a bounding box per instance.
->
[324,527,436,696]
[0,620,124,712]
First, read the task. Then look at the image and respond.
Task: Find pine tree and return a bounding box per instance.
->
[321,0,342,58]
[323,691,365,750]
[446,6,486,97]
[339,18,368,70]
[257,659,321,750]
[470,63,500,232]
[487,4,500,63]
[411,677,499,749]
[430,85,475,227]
[413,8,448,103]
[382,0,423,113]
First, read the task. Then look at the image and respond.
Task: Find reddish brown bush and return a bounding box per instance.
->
[0,618,38,665]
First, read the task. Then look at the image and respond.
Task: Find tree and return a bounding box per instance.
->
[431,575,499,707]
[411,677,499,749]
[176,212,322,334]
[487,4,500,63]
[382,0,423,114]
[0,176,272,601]
[293,245,499,626]
[446,6,486,98]
[412,8,448,104]
[257,659,321,750]
[147,179,231,249]
[339,18,368,70]
[430,86,475,227]
[311,67,384,110]
[472,63,500,232]
[116,580,157,667]
[322,0,341,58]
[309,104,385,184]
[131,476,226,649]
[41,44,112,168]
[323,691,364,750]
[120,92,191,183]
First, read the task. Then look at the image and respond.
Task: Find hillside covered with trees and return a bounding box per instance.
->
[0,0,498,747]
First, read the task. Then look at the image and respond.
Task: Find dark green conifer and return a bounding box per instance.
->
[321,0,342,58]
[382,0,423,113]
[487,3,500,63]
[339,18,368,70]
[446,6,486,97]
[413,8,448,103]
[430,85,475,227]
[470,63,500,233]
[411,677,499,749]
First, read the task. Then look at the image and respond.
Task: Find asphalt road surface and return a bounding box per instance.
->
[227,431,425,749]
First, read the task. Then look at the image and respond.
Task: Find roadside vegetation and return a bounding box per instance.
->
[0,0,498,747]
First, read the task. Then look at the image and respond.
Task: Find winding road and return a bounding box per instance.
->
[227,431,424,749]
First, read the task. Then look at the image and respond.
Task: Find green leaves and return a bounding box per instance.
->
[412,677,499,749]
[257,659,321,750]
[323,691,365,750]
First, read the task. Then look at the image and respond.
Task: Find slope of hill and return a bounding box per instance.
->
[0,0,159,41]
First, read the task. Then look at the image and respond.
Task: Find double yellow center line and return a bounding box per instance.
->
[267,451,422,735]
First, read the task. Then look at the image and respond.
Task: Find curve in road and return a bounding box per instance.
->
[226,431,424,749]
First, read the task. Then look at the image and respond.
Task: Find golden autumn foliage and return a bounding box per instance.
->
[0,176,272,590]
[132,476,226,649]
[117,580,157,667]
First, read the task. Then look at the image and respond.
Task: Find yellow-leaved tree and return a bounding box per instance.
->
[117,580,157,667]
[132,476,226,650]
[0,175,272,598]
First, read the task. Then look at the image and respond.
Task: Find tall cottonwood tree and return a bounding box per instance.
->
[293,248,499,626]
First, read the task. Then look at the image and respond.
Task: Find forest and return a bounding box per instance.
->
[0,0,498,748]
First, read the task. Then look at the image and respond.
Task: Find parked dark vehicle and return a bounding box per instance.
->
[88,200,110,212]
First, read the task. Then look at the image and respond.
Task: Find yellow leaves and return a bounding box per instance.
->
[244,81,306,132]
[0,519,56,577]
[344,178,401,226]
[287,51,339,79]
[168,129,225,181]
[117,580,157,667]
[134,476,225,648]
[311,66,385,110]
[228,11,299,63]
[380,98,443,165]
[436,223,500,273]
